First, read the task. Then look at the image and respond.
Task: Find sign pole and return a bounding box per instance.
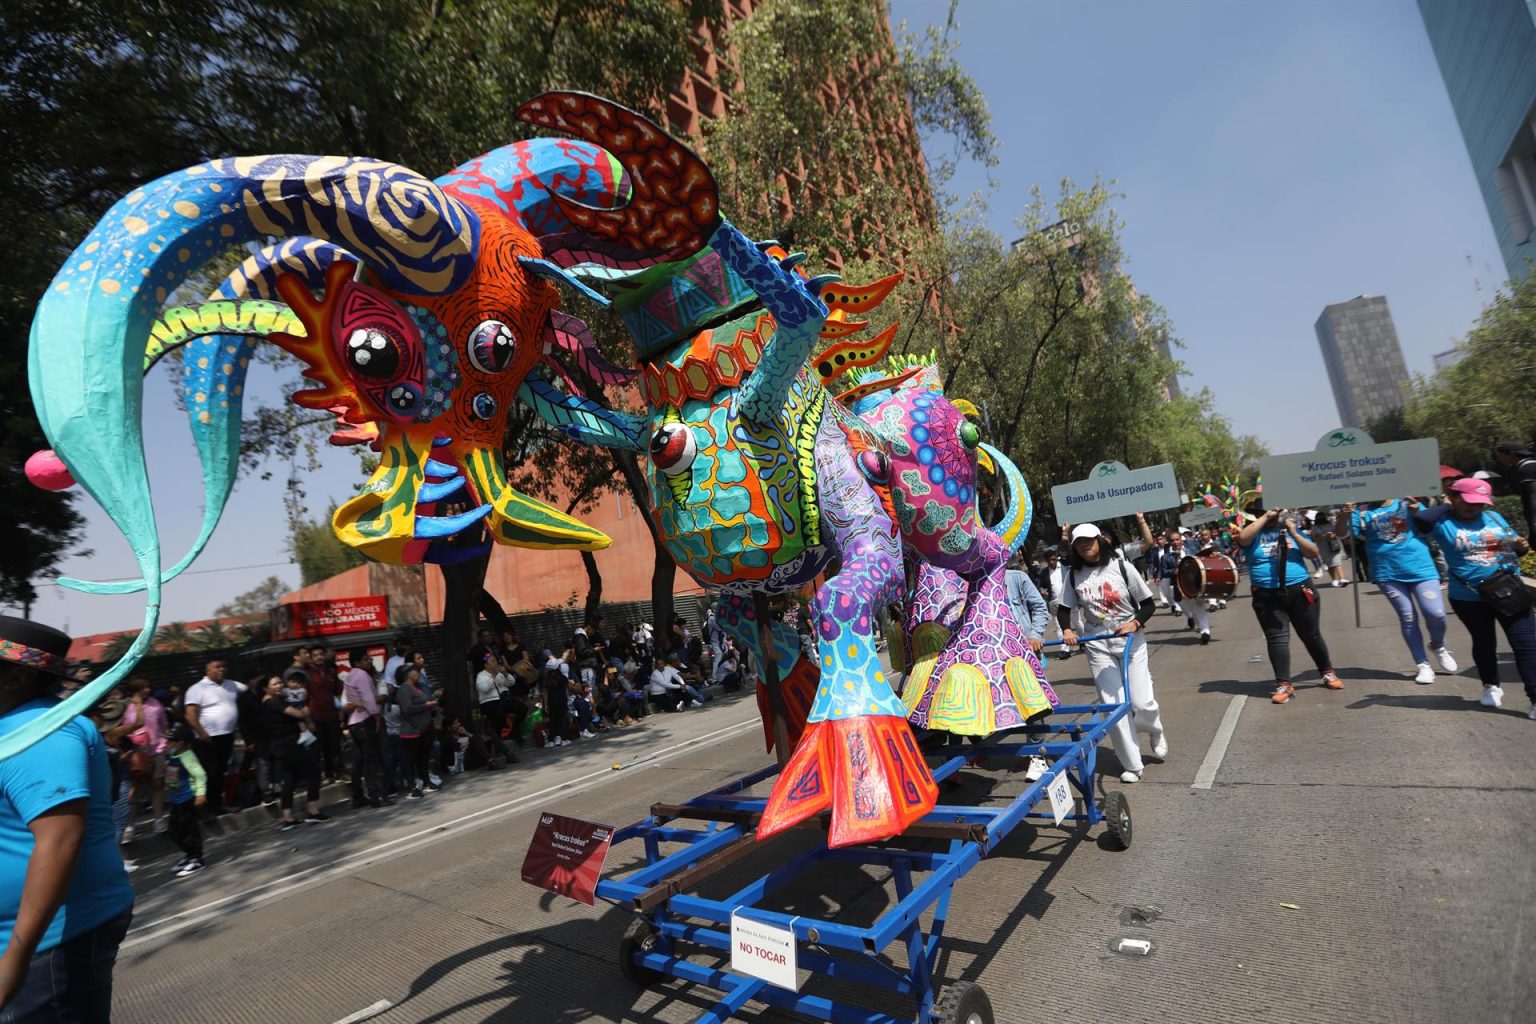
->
[1352,545,1362,628]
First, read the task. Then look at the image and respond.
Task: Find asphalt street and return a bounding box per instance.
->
[110,582,1536,1024]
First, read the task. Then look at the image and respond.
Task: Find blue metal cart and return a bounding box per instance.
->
[591,635,1135,1024]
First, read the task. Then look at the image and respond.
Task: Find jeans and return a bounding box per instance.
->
[1251,584,1333,682]
[0,908,132,1024]
[1377,578,1448,664]
[191,732,234,815]
[1449,599,1536,700]
[1084,635,1163,775]
[346,720,384,802]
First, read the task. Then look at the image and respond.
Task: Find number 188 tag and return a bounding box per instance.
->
[1047,773,1073,825]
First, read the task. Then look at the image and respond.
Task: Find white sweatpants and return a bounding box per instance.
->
[1159,580,1181,611]
[1085,635,1163,775]
[1189,602,1210,634]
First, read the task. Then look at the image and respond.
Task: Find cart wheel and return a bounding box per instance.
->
[618,917,665,986]
[935,980,994,1024]
[1103,790,1133,850]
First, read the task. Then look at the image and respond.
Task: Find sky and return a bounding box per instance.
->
[16,0,1508,636]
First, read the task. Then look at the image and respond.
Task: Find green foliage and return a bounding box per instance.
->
[1399,273,1536,471]
[289,506,367,587]
[154,622,195,653]
[193,621,236,651]
[213,575,291,618]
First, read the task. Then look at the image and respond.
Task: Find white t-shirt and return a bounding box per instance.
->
[647,666,684,695]
[184,677,248,736]
[1060,555,1153,637]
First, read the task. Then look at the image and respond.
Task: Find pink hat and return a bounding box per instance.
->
[1449,477,1494,506]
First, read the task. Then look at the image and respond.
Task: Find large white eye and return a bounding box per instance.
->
[467,319,516,374]
[649,423,697,476]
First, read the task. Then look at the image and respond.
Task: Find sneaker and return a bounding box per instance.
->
[302,813,331,824]
[427,772,443,787]
[1270,681,1295,704]
[690,700,705,709]
[1150,733,1169,760]
[1217,599,1228,609]
[1432,646,1458,673]
[120,824,135,845]
[1312,570,1328,580]
[154,817,168,835]
[579,729,596,739]
[1200,631,1211,646]
[122,858,140,873]
[408,789,423,800]
[1119,770,1142,784]
[1481,685,1504,708]
[551,736,566,748]
[1528,705,1536,720]
[424,782,441,792]
[174,859,204,878]
[280,819,300,832]
[1321,670,1343,690]
[1414,662,1435,684]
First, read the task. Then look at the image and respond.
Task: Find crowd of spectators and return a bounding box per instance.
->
[79,611,753,881]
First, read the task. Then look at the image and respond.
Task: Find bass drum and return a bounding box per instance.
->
[1176,554,1238,601]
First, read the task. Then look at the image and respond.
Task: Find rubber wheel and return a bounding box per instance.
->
[1103,790,1133,850]
[618,917,665,986]
[935,981,994,1024]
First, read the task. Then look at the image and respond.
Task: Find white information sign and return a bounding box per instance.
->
[731,913,799,991]
[1047,773,1073,825]
[1180,505,1225,528]
[1258,438,1443,508]
[1051,461,1182,524]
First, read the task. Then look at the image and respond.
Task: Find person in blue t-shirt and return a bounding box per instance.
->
[1340,498,1458,684]
[1238,505,1341,704]
[1414,477,1535,713]
[0,616,134,1022]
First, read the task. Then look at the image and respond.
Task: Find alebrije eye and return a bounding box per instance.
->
[649,423,697,476]
[346,327,402,379]
[958,420,981,449]
[471,391,498,420]
[467,320,516,374]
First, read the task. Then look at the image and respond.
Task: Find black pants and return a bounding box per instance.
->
[272,735,321,810]
[1450,599,1536,700]
[191,733,234,815]
[1251,584,1333,682]
[478,699,506,738]
[400,731,433,790]
[167,801,203,860]
[650,689,685,712]
[505,695,529,742]
[543,686,568,739]
[347,720,384,802]
[313,718,343,779]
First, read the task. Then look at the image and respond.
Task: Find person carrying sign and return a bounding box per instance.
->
[1238,504,1342,704]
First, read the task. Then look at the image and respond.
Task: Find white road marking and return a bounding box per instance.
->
[123,713,762,950]
[1191,695,1246,790]
[331,999,393,1024]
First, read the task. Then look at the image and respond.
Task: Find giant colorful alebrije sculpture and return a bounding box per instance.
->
[527,99,1056,845]
[10,92,718,759]
[841,357,1058,736]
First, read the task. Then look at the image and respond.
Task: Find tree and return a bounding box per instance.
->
[1400,273,1536,470]
[288,507,367,587]
[154,622,195,653]
[194,621,236,651]
[214,575,291,618]
[100,632,138,664]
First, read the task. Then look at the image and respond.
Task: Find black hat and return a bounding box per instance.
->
[0,615,73,679]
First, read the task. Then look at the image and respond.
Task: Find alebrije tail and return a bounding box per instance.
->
[754,657,816,754]
[758,715,937,848]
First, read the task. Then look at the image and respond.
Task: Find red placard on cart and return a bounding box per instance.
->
[521,812,614,906]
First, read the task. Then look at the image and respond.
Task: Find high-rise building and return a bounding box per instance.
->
[1314,295,1412,428]
[1418,0,1536,280]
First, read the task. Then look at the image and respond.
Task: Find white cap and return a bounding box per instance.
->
[1069,524,1101,542]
